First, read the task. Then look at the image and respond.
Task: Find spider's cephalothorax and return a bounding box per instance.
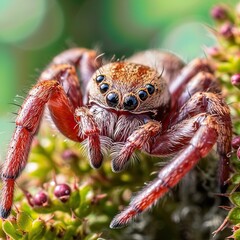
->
[0,48,232,228]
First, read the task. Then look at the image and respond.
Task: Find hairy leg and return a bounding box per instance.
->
[0,48,102,218]
[75,107,103,169]
[110,114,218,228]
[169,58,214,109]
[51,48,102,102]
[110,90,231,228]
[0,80,79,218]
[173,92,232,190]
[111,120,162,172]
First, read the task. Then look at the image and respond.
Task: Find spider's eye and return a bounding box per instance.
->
[138,90,148,101]
[123,95,138,110]
[106,92,119,107]
[100,83,109,93]
[96,75,105,83]
[146,84,155,95]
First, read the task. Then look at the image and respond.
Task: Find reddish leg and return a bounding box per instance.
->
[40,64,83,109]
[177,72,220,108]
[157,92,231,190]
[111,121,162,172]
[173,92,232,190]
[0,80,77,217]
[0,48,101,218]
[0,82,101,218]
[168,58,214,109]
[110,90,231,228]
[75,107,103,169]
[162,71,220,128]
[110,114,218,228]
[51,48,102,101]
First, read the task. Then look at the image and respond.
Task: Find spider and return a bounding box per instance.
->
[0,48,232,229]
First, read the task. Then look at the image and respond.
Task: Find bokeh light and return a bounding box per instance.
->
[161,22,216,61]
[0,0,47,43]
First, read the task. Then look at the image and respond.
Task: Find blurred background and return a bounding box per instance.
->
[0,0,238,157]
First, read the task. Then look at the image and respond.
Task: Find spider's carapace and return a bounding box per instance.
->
[0,48,232,228]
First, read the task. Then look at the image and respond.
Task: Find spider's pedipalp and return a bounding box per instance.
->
[75,107,103,168]
[111,120,161,172]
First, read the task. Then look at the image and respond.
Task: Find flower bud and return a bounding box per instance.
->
[54,184,71,203]
[61,150,79,161]
[231,74,240,88]
[232,136,240,149]
[33,191,48,207]
[206,47,221,58]
[220,22,233,39]
[211,5,228,21]
[237,148,240,160]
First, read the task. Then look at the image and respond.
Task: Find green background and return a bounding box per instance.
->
[0,0,238,156]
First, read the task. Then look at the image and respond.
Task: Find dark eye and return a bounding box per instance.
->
[100,83,109,93]
[138,90,148,101]
[96,75,105,83]
[146,84,155,95]
[123,95,138,110]
[106,92,119,107]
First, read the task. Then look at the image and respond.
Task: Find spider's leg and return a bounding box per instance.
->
[110,114,218,228]
[51,48,102,102]
[111,91,231,228]
[42,65,103,167]
[0,80,82,218]
[173,92,232,190]
[111,121,162,172]
[162,71,221,128]
[1,48,102,218]
[40,64,83,109]
[169,58,214,109]
[177,72,220,107]
[75,107,103,169]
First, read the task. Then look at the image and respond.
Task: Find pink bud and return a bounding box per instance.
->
[206,47,220,58]
[211,6,228,21]
[33,191,48,206]
[231,74,240,87]
[54,184,71,202]
[61,149,79,161]
[237,148,240,160]
[220,23,233,39]
[232,136,240,149]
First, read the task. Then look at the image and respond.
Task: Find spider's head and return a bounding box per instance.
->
[88,62,170,115]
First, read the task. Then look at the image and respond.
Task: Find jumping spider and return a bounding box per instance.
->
[0,48,232,228]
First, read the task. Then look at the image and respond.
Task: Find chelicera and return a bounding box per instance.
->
[0,48,232,228]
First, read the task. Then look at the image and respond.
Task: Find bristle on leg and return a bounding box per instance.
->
[88,135,103,169]
[110,206,140,229]
[0,179,14,218]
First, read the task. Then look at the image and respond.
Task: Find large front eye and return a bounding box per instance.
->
[146,84,155,95]
[138,90,148,101]
[100,83,109,93]
[123,95,138,110]
[106,92,119,107]
[96,75,105,83]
